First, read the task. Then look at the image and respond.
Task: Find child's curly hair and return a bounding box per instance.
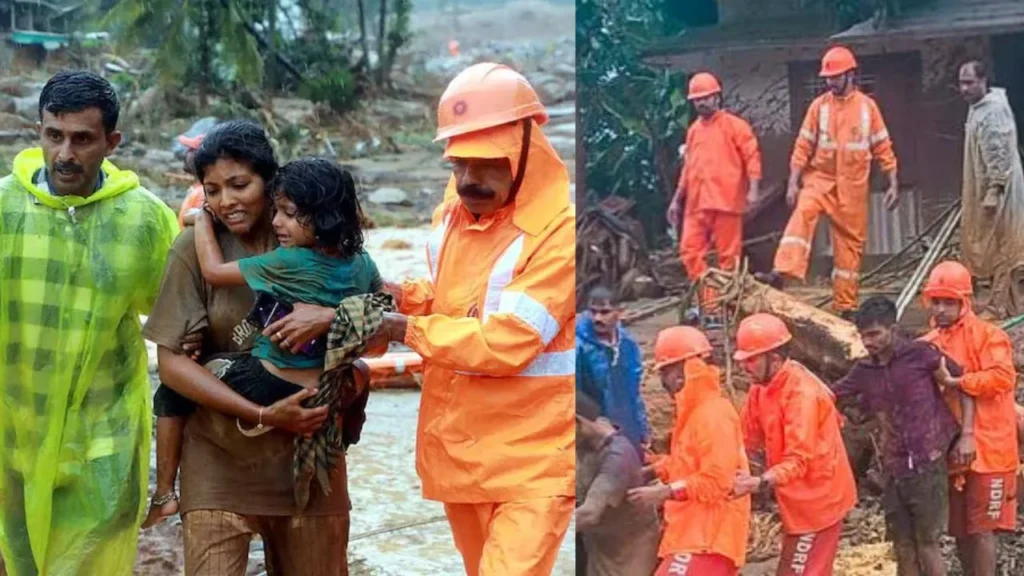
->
[270,158,365,259]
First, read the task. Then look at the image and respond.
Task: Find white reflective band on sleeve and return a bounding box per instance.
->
[870,129,889,145]
[831,268,858,280]
[799,129,816,142]
[498,291,561,346]
[780,236,812,251]
[427,215,451,283]
[455,349,576,378]
[482,234,526,321]
[818,104,836,150]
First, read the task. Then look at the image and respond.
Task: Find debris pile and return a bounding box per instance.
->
[577,196,670,308]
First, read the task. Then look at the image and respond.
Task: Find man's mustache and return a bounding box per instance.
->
[457,184,495,199]
[54,162,84,175]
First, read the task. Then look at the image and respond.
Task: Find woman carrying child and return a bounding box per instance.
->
[143,120,375,575]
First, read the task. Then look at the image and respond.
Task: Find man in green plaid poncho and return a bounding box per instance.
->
[0,71,178,576]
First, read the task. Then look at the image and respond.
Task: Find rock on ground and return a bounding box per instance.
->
[368,187,412,206]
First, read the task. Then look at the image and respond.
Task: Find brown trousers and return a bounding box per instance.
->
[183,510,349,576]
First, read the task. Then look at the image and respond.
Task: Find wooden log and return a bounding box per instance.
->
[621,296,682,325]
[704,268,867,380]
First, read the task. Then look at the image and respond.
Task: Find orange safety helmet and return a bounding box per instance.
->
[178,133,205,150]
[654,326,712,369]
[687,72,722,100]
[733,313,793,361]
[922,261,974,301]
[434,62,549,142]
[819,46,858,77]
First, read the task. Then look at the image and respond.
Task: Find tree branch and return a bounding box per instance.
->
[216,0,306,82]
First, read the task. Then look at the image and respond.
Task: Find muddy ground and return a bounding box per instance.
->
[623,289,1024,575]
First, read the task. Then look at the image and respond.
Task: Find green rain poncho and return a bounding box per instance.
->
[0,148,178,575]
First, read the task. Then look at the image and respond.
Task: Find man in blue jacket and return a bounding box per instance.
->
[576,286,651,456]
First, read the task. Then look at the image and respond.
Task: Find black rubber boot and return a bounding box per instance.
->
[754,270,785,290]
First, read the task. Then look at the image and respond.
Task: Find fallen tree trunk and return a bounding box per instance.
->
[703,268,867,380]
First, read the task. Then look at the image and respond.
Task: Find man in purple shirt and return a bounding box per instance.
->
[834,296,976,576]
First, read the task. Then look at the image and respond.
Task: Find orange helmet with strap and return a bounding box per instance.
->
[687,72,722,100]
[733,313,793,361]
[434,62,549,142]
[654,326,712,369]
[819,46,858,77]
[922,261,973,301]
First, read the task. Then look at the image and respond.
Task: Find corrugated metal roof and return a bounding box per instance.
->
[643,15,834,57]
[833,0,1024,41]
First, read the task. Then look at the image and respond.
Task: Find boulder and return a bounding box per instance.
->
[368,187,411,206]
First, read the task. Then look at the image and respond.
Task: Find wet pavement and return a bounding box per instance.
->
[347,391,575,575]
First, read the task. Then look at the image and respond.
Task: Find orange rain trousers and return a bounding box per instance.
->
[773,90,898,312]
[740,360,858,534]
[679,211,743,281]
[921,305,1019,475]
[652,359,750,568]
[444,497,573,576]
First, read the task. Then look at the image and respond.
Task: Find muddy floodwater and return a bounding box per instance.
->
[137,226,575,574]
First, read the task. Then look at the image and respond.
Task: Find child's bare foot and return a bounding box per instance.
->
[141,491,179,529]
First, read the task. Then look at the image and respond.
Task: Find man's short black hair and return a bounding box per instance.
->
[38,70,120,134]
[961,60,989,82]
[855,296,898,329]
[588,285,617,306]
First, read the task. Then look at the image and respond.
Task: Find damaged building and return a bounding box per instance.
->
[643,0,1024,275]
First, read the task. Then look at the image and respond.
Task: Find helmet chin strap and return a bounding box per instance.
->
[508,119,532,203]
[759,355,774,384]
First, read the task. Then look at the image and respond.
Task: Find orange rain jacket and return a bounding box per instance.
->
[399,120,575,503]
[791,89,898,211]
[678,110,762,215]
[922,303,1019,474]
[776,89,899,311]
[652,358,751,567]
[740,360,857,534]
[177,182,204,229]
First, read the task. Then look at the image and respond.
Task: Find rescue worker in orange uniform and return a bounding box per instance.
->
[731,313,858,576]
[176,133,206,228]
[627,326,751,576]
[920,261,1018,575]
[668,72,762,306]
[376,63,575,575]
[761,46,901,317]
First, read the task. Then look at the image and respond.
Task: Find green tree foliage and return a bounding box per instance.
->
[104,0,262,102]
[823,0,938,28]
[104,0,413,113]
[578,0,689,245]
